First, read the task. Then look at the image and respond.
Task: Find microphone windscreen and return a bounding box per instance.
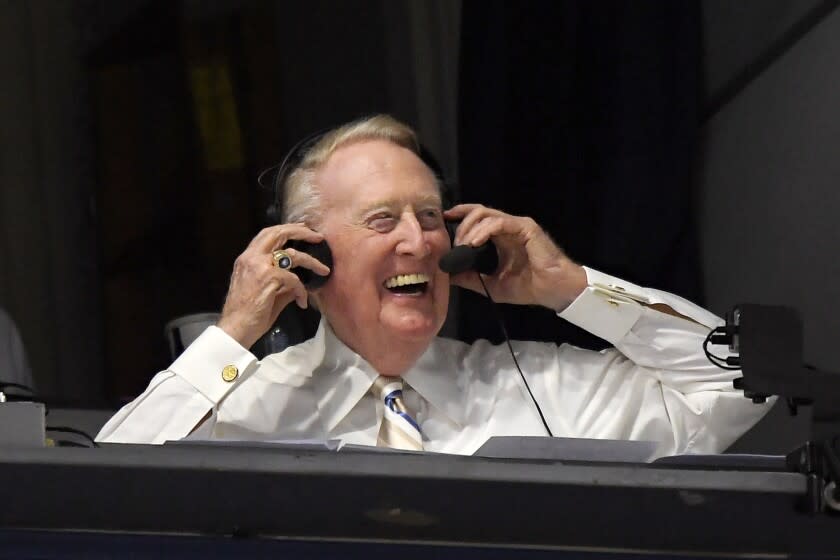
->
[439,242,499,275]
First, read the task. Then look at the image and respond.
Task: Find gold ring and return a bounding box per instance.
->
[272,249,293,269]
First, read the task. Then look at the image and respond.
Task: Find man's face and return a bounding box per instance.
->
[311,139,450,357]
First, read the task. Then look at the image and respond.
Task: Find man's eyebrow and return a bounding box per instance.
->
[356,200,395,217]
[358,195,443,215]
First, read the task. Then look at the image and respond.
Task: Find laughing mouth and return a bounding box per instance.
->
[384,273,430,295]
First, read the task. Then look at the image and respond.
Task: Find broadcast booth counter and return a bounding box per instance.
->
[3,304,840,557]
[0,437,838,559]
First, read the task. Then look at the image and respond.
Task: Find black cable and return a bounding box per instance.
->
[46,426,98,448]
[703,327,741,370]
[477,274,554,437]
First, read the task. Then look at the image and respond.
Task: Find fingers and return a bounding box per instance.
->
[448,205,522,247]
[220,227,322,348]
[280,247,331,276]
[270,269,309,309]
[444,203,482,220]
[463,216,507,247]
[228,250,309,311]
[246,224,332,277]
[247,224,331,278]
[270,287,294,319]
[254,267,308,310]
[446,204,502,245]
[250,223,324,253]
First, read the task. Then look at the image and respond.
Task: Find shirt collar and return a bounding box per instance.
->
[311,321,379,432]
[403,342,466,427]
[307,318,466,431]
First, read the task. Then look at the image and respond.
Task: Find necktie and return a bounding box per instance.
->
[373,376,423,451]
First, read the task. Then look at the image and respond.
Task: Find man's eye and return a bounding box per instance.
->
[418,209,443,229]
[369,216,396,232]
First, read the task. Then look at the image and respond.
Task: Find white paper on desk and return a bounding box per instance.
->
[474,436,659,463]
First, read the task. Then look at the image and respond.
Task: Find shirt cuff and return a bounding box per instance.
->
[168,325,257,404]
[558,267,647,346]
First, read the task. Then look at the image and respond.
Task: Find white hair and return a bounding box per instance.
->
[281,114,423,226]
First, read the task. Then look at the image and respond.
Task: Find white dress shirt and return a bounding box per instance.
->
[97,268,773,457]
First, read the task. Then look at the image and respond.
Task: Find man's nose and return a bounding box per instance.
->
[395,214,430,257]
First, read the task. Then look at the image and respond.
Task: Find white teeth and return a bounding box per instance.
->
[384,273,430,288]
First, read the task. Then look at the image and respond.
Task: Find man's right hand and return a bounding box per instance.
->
[217,224,330,349]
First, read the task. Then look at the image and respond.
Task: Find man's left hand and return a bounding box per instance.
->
[444,204,587,312]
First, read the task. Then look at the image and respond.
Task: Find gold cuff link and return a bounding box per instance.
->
[221,365,239,382]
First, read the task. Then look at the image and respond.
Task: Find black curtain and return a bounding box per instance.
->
[457,0,702,348]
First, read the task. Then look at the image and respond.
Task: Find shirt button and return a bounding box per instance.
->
[221,365,239,382]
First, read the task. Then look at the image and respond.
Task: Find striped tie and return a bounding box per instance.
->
[373,376,423,451]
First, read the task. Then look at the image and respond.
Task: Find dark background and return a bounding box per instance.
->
[1,0,838,451]
[457,1,702,349]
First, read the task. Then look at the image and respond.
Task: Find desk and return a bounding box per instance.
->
[0,444,835,558]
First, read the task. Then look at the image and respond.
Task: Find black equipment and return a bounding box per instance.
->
[707,304,840,513]
[438,237,498,276]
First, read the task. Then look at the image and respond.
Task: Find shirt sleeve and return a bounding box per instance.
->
[524,267,773,456]
[96,326,257,444]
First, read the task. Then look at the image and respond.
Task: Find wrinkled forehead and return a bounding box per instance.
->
[316,140,442,213]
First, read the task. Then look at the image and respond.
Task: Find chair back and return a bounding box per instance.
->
[164,312,221,360]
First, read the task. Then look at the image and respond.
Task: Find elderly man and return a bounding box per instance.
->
[97,115,771,456]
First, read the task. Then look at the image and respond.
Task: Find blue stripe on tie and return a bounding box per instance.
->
[383,389,401,408]
[384,390,422,433]
[394,410,421,433]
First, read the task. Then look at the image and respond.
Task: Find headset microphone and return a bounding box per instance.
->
[439,242,499,275]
